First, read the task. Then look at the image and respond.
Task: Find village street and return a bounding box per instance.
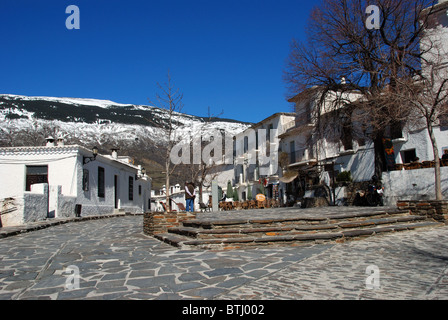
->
[0,211,448,301]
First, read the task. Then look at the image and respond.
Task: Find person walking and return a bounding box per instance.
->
[185,181,196,212]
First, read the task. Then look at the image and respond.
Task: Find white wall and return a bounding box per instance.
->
[76,153,151,215]
[0,163,26,199]
[0,183,49,227]
[335,146,375,182]
[0,145,152,222]
[392,126,448,164]
[0,146,79,199]
[382,166,448,205]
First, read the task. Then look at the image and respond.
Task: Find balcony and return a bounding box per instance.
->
[288,150,317,168]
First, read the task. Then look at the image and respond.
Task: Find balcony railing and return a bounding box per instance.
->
[288,149,315,166]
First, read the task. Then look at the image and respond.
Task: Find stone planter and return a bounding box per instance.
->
[143,212,196,235]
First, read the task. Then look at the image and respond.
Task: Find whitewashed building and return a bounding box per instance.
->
[233,112,296,202]
[276,1,448,206]
[0,138,151,227]
[283,88,447,203]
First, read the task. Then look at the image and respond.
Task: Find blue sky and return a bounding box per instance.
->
[0,0,317,123]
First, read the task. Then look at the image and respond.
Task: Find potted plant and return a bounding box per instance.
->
[233,187,239,201]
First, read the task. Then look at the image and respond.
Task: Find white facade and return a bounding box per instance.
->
[0,142,151,227]
[422,0,448,69]
[281,87,448,204]
[233,112,296,201]
[392,126,448,166]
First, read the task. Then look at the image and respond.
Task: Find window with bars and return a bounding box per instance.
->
[129,176,134,201]
[82,169,89,191]
[98,167,105,198]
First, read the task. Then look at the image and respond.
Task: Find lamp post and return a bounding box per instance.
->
[83,146,99,165]
[136,167,146,180]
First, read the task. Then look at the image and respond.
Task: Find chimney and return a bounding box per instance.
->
[111,148,119,159]
[57,137,65,146]
[45,136,55,147]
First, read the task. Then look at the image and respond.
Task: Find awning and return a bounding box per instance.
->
[288,159,318,169]
[279,171,298,183]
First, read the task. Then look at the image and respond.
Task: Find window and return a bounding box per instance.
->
[357,138,366,147]
[98,167,105,198]
[290,141,296,164]
[341,124,354,151]
[129,176,134,201]
[26,165,48,191]
[267,124,274,155]
[266,124,273,141]
[305,103,312,124]
[390,122,404,139]
[255,131,258,150]
[401,149,417,163]
[138,185,142,196]
[439,114,448,129]
[356,124,367,147]
[82,169,89,191]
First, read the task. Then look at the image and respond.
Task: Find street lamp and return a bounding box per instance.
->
[136,167,146,180]
[83,146,99,165]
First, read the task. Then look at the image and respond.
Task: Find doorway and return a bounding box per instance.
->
[114,175,119,209]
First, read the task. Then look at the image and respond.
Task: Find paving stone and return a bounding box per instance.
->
[0,213,447,300]
[204,267,244,277]
[96,280,126,289]
[183,287,227,299]
[57,288,97,300]
[128,270,155,278]
[126,275,176,289]
[203,258,246,268]
[216,277,252,288]
[101,272,128,281]
[177,272,207,282]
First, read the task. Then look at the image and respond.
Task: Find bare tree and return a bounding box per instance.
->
[384,49,448,200]
[176,108,227,203]
[284,0,438,177]
[1,120,67,147]
[150,71,184,212]
[0,124,19,147]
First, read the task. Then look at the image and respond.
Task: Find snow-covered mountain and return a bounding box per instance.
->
[0,94,251,187]
[0,94,251,148]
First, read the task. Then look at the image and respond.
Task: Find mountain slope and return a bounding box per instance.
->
[0,94,251,188]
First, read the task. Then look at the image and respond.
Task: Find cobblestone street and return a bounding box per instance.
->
[0,214,447,300]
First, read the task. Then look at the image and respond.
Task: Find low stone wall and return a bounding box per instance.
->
[143,212,196,235]
[397,200,448,222]
[382,166,448,205]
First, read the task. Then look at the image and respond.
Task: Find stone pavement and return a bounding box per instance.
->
[0,212,447,300]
